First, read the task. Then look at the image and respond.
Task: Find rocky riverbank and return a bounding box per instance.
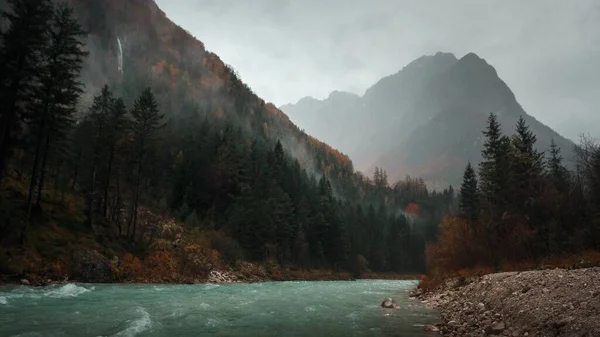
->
[412,267,600,336]
[5,248,406,286]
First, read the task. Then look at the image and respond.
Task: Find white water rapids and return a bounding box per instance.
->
[0,280,439,336]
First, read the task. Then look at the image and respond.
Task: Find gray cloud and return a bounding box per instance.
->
[155,0,600,141]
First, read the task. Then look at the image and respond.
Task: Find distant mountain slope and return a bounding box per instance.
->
[280,52,575,187]
[280,91,362,158]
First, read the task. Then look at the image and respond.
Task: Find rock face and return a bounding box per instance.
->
[381,297,400,309]
[72,250,114,283]
[416,267,600,337]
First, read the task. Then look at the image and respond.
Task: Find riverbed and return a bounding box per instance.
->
[0,280,439,336]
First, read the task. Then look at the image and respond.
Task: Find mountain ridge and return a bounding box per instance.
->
[280,52,575,187]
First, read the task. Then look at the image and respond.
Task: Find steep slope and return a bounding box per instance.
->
[376,53,574,187]
[281,52,575,187]
[0,0,458,282]
[282,52,458,171]
[64,0,354,180]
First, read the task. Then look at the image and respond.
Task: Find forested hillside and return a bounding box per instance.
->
[0,0,455,283]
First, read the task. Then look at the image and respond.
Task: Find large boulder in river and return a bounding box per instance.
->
[72,249,114,283]
[381,297,400,309]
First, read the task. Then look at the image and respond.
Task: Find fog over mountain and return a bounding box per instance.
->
[281,52,576,188]
[156,0,600,142]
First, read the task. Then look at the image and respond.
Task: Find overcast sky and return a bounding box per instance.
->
[155,0,600,141]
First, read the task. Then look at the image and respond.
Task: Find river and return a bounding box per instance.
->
[0,280,439,336]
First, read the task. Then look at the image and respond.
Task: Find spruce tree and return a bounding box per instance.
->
[20,2,87,242]
[30,3,88,207]
[547,139,569,192]
[510,116,544,211]
[84,85,115,225]
[459,162,479,224]
[0,0,53,180]
[102,97,129,217]
[129,87,164,239]
[479,113,511,209]
[478,112,511,267]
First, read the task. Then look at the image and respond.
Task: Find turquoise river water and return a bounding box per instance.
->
[0,280,439,336]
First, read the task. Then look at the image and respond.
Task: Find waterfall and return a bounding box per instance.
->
[117,37,123,74]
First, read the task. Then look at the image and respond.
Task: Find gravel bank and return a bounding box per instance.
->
[414,267,600,336]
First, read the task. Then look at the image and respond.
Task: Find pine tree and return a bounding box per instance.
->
[129,87,165,239]
[479,113,511,209]
[30,3,87,207]
[510,116,544,210]
[373,167,381,185]
[102,97,129,217]
[478,112,511,267]
[0,0,53,180]
[547,139,569,192]
[271,187,294,262]
[20,2,87,242]
[84,85,115,225]
[459,162,479,224]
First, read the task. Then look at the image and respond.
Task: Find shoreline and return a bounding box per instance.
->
[412,267,600,337]
[1,272,423,288]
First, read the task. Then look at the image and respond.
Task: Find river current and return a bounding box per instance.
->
[0,280,439,336]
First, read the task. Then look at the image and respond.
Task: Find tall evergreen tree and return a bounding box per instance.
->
[30,3,88,207]
[129,87,164,239]
[459,162,479,224]
[0,0,53,180]
[479,113,511,209]
[20,2,87,242]
[510,116,544,210]
[547,139,569,192]
[84,85,115,225]
[478,113,511,267]
[101,97,129,217]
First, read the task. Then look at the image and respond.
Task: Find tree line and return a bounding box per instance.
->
[0,0,457,275]
[428,112,600,275]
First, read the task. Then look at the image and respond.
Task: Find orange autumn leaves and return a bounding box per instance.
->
[405,203,420,216]
[113,237,223,282]
[425,216,476,277]
[425,214,539,279]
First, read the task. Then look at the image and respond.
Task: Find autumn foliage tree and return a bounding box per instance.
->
[426,216,478,275]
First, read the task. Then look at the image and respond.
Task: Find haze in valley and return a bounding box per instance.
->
[156,0,600,142]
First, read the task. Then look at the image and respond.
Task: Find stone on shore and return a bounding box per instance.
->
[381,297,400,309]
[72,249,114,283]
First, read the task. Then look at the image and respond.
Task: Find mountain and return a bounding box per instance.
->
[62,0,354,177]
[280,52,575,187]
[0,0,458,280]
